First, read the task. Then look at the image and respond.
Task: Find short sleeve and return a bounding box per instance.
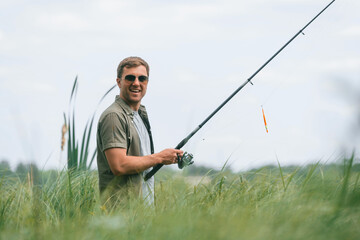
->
[99,112,128,152]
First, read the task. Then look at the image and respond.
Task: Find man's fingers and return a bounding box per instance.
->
[160,148,183,164]
[175,149,184,155]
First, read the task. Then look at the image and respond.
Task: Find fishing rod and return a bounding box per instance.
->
[144,0,336,181]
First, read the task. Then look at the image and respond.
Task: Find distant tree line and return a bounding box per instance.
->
[0,159,58,186]
[182,159,360,177]
[1,158,359,184]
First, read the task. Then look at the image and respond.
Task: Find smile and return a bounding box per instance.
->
[130,89,141,93]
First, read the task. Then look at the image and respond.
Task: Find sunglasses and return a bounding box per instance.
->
[124,75,148,82]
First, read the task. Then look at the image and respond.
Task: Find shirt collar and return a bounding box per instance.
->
[115,95,147,116]
[115,95,133,116]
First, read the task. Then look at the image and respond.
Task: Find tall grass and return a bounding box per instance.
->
[0,161,359,240]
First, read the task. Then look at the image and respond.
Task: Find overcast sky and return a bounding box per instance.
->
[1,0,359,172]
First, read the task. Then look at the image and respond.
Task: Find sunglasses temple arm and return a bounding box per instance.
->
[144,0,335,181]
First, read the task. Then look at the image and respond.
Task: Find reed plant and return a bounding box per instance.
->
[63,77,116,171]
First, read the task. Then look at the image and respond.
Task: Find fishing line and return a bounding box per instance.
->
[145,0,336,180]
[260,78,286,105]
[258,78,288,134]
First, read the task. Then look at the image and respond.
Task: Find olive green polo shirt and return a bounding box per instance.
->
[96,95,154,197]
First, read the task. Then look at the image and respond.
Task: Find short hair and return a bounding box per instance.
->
[117,56,150,79]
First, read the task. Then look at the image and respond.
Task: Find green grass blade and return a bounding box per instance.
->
[71,109,77,169]
[277,157,286,191]
[302,160,321,189]
[88,149,97,170]
[337,152,354,208]
[70,76,78,103]
[97,84,116,107]
[220,158,230,172]
[354,172,360,193]
[74,142,78,169]
[67,76,79,170]
[79,123,89,170]
[63,112,67,126]
[67,115,72,169]
[285,167,300,192]
[83,115,95,169]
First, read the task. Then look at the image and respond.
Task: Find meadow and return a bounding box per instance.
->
[1,44,358,238]
[0,158,359,240]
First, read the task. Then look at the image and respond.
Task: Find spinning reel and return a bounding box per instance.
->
[177,152,194,169]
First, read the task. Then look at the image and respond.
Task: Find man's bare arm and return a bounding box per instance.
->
[105,148,183,176]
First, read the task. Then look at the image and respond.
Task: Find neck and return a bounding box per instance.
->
[120,95,140,111]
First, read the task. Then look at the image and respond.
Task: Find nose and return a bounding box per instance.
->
[132,77,140,86]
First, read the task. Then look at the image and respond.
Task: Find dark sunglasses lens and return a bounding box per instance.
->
[138,76,148,82]
[125,75,136,81]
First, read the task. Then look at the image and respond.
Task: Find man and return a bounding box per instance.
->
[96,56,182,205]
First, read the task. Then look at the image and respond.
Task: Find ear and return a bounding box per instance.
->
[116,78,122,88]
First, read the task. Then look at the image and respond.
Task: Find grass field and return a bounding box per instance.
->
[0,158,359,240]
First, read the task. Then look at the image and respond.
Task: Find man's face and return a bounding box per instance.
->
[117,65,148,110]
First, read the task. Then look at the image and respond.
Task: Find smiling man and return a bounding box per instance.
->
[96,56,183,205]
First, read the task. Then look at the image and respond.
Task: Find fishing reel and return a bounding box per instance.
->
[178,152,194,169]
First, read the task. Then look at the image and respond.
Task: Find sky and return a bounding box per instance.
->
[0,0,359,172]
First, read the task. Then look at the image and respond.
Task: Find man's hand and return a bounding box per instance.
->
[154,148,184,165]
